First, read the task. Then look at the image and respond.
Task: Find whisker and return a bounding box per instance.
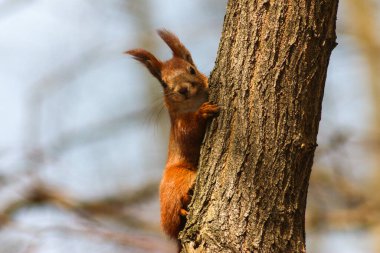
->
[155,104,167,127]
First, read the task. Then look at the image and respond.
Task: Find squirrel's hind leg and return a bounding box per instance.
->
[159,165,196,239]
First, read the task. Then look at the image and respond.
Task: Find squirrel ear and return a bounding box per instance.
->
[157,29,195,66]
[125,49,162,81]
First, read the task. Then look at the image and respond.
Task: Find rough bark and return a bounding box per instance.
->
[181,0,339,252]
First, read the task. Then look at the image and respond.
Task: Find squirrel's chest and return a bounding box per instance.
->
[174,118,205,143]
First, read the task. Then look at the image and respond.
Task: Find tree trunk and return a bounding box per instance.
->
[181,0,338,252]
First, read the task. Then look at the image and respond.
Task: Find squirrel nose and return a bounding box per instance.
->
[178,87,188,96]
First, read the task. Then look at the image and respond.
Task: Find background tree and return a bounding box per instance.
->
[182,1,339,252]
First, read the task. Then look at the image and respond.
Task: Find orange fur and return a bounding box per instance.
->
[126,30,218,252]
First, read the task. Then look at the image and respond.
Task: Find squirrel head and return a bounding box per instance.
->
[126,29,208,113]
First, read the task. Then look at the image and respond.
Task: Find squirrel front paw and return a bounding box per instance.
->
[199,102,220,119]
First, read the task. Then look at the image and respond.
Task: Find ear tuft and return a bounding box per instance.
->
[125,49,162,81]
[157,29,195,65]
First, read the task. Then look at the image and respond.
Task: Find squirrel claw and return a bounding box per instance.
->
[199,102,220,119]
[180,208,189,217]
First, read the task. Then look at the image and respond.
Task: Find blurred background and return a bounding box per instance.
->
[0,0,379,252]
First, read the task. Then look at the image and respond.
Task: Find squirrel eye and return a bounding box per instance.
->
[189,66,196,75]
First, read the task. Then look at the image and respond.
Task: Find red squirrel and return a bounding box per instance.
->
[126,30,219,250]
